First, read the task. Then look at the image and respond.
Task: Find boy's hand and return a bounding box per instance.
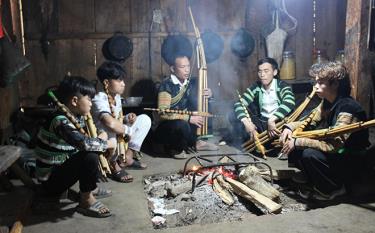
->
[98,131,108,141]
[127,113,137,125]
[106,138,117,149]
[280,128,293,146]
[203,88,213,98]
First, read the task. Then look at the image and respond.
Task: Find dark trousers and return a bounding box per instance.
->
[41,151,99,196]
[289,148,348,194]
[153,120,197,154]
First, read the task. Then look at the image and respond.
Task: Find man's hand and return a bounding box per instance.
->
[190,115,204,128]
[281,137,296,156]
[127,113,137,125]
[267,116,280,138]
[203,88,213,98]
[280,128,293,146]
[241,118,257,141]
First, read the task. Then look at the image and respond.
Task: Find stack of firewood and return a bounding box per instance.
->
[212,165,282,214]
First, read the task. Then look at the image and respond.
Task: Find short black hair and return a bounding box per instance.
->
[56,76,96,104]
[96,61,126,83]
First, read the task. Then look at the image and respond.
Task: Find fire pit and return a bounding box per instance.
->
[144,153,308,229]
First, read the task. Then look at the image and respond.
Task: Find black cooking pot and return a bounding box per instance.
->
[230,28,255,59]
[201,30,224,63]
[102,32,133,63]
[161,34,193,66]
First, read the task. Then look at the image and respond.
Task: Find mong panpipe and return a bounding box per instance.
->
[188,5,209,136]
[293,118,375,139]
[242,87,316,152]
[85,113,112,177]
[143,107,219,118]
[236,90,266,159]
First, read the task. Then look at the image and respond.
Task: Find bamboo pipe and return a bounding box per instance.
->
[242,87,316,152]
[188,5,209,136]
[293,118,375,139]
[85,113,112,177]
[236,90,267,159]
[143,107,218,117]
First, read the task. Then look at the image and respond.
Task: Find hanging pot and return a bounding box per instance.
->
[230,28,255,59]
[201,30,224,64]
[161,34,193,66]
[102,32,133,63]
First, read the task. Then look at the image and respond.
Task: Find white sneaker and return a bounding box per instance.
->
[196,140,218,151]
[173,151,187,159]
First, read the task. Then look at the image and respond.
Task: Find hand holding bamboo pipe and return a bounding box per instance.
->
[236,90,267,159]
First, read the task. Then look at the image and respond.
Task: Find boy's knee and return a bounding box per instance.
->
[138,114,152,129]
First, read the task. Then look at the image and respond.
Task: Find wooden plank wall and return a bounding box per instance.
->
[19,0,347,106]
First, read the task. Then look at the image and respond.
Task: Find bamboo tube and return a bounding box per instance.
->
[293,118,375,139]
[242,87,316,152]
[143,107,217,117]
[188,5,209,136]
[85,113,112,176]
[237,90,267,159]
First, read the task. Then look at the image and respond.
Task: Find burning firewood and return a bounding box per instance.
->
[212,177,234,206]
[224,177,282,214]
[239,165,280,200]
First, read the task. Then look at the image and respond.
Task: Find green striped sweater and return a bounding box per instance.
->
[234,79,295,120]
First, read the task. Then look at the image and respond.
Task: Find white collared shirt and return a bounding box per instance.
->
[171,74,188,90]
[260,79,279,118]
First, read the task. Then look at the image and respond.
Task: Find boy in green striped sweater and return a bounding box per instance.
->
[228,57,295,148]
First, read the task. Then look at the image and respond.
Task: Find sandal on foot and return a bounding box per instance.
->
[111,168,133,183]
[126,160,147,170]
[92,187,112,199]
[76,201,111,218]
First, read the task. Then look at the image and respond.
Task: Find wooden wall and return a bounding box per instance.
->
[19,0,347,106]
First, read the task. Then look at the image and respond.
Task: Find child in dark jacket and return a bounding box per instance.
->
[35,76,116,218]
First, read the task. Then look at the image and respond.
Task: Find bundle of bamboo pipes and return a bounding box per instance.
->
[144,107,218,117]
[242,87,316,152]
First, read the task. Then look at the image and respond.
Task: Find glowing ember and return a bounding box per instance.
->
[196,166,238,185]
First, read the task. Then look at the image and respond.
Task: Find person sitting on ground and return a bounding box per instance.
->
[153,55,218,159]
[92,61,151,183]
[34,76,115,218]
[280,61,370,201]
[224,57,295,152]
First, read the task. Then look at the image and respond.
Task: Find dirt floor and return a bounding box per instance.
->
[1,131,375,233]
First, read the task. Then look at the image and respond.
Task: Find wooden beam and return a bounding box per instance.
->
[345,0,373,114]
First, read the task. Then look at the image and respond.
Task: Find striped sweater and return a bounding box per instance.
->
[34,112,108,181]
[234,79,295,121]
